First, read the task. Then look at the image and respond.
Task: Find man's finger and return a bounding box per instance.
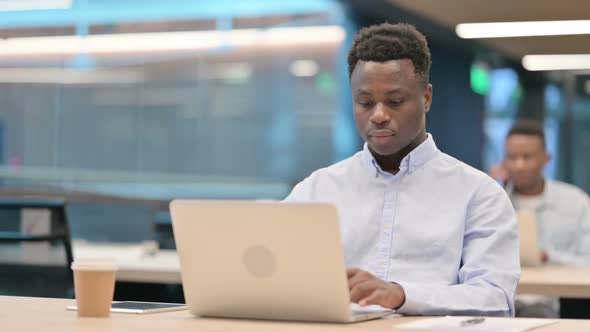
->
[347,269,374,290]
[346,268,360,278]
[359,288,383,307]
[349,279,379,303]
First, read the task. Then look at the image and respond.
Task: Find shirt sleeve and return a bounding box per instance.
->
[395,178,521,316]
[546,193,590,266]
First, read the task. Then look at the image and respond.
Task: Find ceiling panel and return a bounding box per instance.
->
[389,0,590,60]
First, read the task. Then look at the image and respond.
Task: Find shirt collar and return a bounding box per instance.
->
[361,133,439,176]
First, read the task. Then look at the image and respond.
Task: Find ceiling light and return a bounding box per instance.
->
[0,68,142,84]
[0,0,72,11]
[522,54,590,71]
[456,20,590,39]
[0,26,345,57]
[289,60,319,77]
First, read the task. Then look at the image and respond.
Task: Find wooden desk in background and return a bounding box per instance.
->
[4,295,590,332]
[519,266,590,298]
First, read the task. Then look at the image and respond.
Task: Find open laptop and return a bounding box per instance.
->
[170,199,393,323]
[516,210,542,267]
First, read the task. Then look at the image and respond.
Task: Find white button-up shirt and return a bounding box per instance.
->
[509,179,590,266]
[286,135,520,316]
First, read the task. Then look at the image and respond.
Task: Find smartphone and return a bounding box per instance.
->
[66,301,187,314]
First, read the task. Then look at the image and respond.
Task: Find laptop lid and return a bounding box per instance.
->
[170,200,356,322]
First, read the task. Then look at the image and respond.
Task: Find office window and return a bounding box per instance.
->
[482,68,520,172]
[571,77,590,192]
[0,0,356,200]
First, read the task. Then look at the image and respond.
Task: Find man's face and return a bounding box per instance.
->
[504,134,549,190]
[350,59,432,157]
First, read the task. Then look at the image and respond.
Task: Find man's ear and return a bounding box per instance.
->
[543,152,551,167]
[424,83,432,113]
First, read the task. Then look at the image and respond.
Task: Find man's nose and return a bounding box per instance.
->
[514,159,526,170]
[369,103,390,125]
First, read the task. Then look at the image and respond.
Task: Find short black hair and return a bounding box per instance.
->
[347,22,431,85]
[507,119,546,149]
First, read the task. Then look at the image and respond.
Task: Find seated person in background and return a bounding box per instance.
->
[489,119,590,317]
[285,22,520,316]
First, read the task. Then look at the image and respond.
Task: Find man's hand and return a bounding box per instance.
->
[347,268,405,309]
[488,162,509,184]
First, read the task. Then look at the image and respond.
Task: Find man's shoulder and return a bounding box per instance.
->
[285,151,364,201]
[432,152,507,200]
[436,152,496,184]
[306,151,363,179]
[547,180,589,203]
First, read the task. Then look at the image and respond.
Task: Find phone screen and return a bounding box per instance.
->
[111,301,185,311]
[66,301,186,314]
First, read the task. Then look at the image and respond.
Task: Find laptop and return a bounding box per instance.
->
[516,210,542,267]
[169,199,393,323]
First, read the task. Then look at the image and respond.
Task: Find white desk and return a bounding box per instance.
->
[4,295,590,332]
[73,242,181,284]
[0,241,181,284]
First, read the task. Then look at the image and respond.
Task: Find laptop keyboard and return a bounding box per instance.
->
[350,303,392,315]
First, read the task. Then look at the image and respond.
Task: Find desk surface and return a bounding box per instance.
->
[4,296,590,332]
[74,242,181,284]
[518,266,590,298]
[0,241,182,284]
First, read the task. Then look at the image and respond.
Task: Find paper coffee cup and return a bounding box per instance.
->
[71,258,118,317]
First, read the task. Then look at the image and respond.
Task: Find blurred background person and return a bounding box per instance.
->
[490,119,590,317]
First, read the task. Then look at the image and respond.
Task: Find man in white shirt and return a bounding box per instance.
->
[490,120,590,317]
[285,23,520,316]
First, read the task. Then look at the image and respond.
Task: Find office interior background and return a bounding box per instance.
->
[0,0,589,300]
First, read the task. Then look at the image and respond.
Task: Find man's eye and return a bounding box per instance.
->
[388,100,403,107]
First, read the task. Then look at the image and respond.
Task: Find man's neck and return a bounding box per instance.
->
[371,132,427,174]
[515,178,545,196]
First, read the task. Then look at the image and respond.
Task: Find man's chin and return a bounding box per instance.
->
[512,180,536,191]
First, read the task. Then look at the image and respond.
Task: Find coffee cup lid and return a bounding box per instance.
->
[71,257,118,271]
